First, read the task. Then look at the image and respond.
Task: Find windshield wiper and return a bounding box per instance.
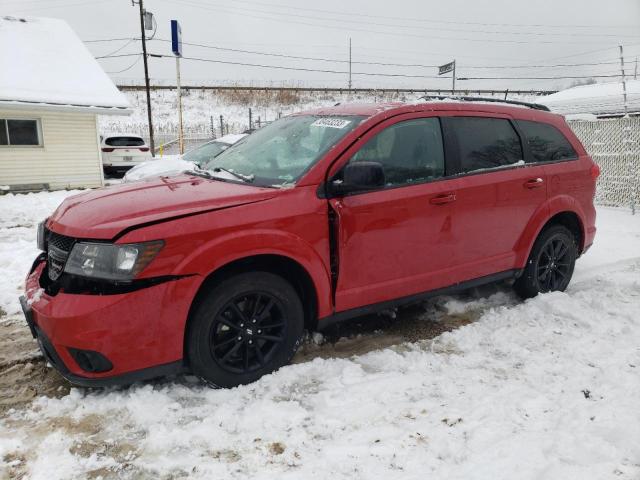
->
[211,166,254,183]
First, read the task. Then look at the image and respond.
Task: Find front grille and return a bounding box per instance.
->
[45,229,75,281]
[47,231,75,252]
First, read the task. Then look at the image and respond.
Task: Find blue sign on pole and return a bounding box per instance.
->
[171,20,182,57]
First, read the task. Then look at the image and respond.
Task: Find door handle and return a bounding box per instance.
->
[524,178,545,189]
[429,193,457,205]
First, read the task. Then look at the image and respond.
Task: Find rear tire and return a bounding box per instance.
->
[188,272,304,388]
[514,225,577,299]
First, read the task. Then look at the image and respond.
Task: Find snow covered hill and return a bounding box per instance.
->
[0,192,639,479]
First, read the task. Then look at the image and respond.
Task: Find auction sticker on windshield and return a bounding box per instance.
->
[311,118,352,129]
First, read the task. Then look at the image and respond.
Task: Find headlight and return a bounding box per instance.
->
[64,240,164,281]
[37,220,47,251]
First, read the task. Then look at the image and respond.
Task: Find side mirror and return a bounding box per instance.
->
[331,161,385,196]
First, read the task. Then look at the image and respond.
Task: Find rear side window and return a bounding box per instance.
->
[448,117,523,173]
[105,136,145,147]
[517,120,578,163]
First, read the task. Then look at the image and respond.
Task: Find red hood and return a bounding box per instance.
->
[47,175,279,239]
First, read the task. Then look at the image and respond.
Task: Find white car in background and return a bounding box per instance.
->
[123,134,247,183]
[101,134,152,177]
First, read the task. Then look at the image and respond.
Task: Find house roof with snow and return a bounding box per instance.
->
[0,15,130,115]
[541,80,640,116]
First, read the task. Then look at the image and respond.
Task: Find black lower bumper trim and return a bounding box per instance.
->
[19,295,186,387]
[56,360,186,388]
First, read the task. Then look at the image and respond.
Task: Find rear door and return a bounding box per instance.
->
[440,114,548,280]
[516,119,589,205]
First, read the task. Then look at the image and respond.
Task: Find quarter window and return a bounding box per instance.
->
[448,117,523,173]
[349,117,445,186]
[0,119,42,146]
[517,120,578,163]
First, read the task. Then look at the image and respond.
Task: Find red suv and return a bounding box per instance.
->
[20,99,599,388]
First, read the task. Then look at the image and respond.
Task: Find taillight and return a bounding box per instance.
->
[139,147,150,152]
[590,162,601,180]
[101,147,115,152]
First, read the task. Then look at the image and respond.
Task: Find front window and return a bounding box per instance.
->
[201,115,365,187]
[183,141,228,164]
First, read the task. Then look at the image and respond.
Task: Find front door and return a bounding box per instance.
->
[329,115,461,312]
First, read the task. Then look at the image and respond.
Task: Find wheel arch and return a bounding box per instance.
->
[516,196,587,267]
[183,253,322,366]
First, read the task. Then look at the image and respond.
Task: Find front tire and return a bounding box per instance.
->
[514,225,578,299]
[188,272,304,388]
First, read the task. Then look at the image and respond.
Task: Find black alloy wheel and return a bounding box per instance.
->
[210,292,287,374]
[536,235,572,292]
[188,272,304,388]
[514,224,577,299]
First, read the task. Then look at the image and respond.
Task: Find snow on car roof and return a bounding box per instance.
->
[0,15,130,114]
[217,133,247,145]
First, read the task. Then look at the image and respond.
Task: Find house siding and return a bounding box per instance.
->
[0,108,103,189]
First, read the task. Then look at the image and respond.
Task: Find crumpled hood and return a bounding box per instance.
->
[47,174,279,239]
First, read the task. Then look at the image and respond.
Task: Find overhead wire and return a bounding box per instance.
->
[165,0,634,46]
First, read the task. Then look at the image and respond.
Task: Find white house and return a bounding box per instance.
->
[0,15,131,190]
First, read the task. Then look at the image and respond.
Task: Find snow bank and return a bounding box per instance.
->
[0,15,129,111]
[0,190,79,317]
[0,187,639,479]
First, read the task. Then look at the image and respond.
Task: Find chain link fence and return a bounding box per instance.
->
[568,117,640,214]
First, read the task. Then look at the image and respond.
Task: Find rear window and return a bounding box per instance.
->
[448,117,523,173]
[105,136,145,147]
[517,120,578,163]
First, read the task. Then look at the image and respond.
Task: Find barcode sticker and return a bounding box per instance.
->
[311,118,352,129]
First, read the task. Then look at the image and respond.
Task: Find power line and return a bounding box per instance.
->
[95,53,140,59]
[460,74,621,80]
[189,0,640,40]
[149,38,622,70]
[146,53,623,81]
[217,0,640,31]
[106,55,142,74]
[165,0,632,46]
[150,54,443,78]
[84,37,137,43]
[99,38,136,58]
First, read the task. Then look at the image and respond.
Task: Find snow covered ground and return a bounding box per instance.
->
[0,191,639,479]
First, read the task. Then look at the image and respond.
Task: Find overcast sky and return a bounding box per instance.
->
[5,0,640,91]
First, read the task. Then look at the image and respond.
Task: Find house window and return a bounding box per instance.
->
[0,119,42,146]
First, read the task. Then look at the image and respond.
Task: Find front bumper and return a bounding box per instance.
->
[21,259,200,386]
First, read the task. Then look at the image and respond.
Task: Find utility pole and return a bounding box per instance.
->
[348,37,352,91]
[635,57,638,80]
[619,45,628,114]
[133,0,155,155]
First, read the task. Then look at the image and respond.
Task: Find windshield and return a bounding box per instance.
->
[183,141,228,165]
[200,115,365,186]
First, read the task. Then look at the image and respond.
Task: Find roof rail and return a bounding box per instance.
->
[418,95,550,112]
